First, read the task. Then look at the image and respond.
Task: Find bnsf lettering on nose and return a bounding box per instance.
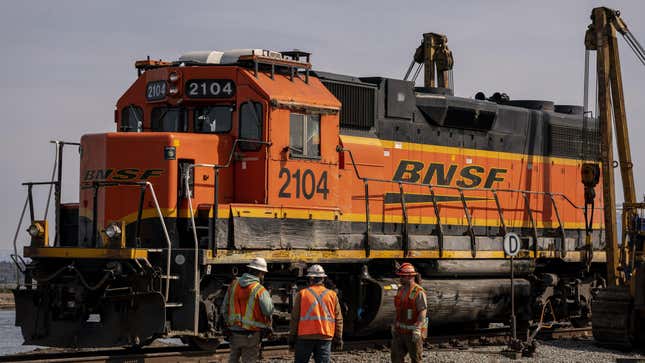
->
[392,161,506,188]
[83,169,164,181]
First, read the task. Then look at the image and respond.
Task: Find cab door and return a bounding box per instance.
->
[266,107,341,249]
[234,99,268,204]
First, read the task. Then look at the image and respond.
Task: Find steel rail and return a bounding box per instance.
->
[0,326,592,362]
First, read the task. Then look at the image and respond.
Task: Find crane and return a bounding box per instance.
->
[584,6,645,349]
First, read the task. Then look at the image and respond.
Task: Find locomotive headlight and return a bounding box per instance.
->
[168,85,179,95]
[168,72,179,83]
[104,222,122,240]
[27,223,44,238]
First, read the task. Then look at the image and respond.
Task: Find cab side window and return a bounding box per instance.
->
[289,113,320,158]
[121,105,143,132]
[239,102,263,150]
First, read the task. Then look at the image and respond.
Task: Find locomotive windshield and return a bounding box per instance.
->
[121,105,143,132]
[194,105,233,133]
[151,107,187,132]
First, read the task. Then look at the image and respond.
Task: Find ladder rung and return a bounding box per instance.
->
[165,302,183,308]
[161,275,180,280]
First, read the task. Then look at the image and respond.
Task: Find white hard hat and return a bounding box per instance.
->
[306,264,327,277]
[247,257,268,272]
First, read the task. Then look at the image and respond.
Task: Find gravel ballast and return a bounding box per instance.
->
[265,339,645,362]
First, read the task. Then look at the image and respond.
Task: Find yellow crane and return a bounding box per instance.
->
[584,6,645,348]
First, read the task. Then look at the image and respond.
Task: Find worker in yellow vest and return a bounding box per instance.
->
[391,262,427,363]
[289,264,343,363]
[221,257,274,363]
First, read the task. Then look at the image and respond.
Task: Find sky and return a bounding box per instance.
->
[0,1,644,254]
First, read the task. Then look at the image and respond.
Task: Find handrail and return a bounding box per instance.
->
[180,139,271,333]
[184,172,200,335]
[145,181,173,302]
[428,184,444,257]
[337,146,599,211]
[491,190,507,235]
[83,181,172,302]
[189,138,272,254]
[458,189,476,258]
[338,146,601,257]
[549,194,567,258]
[49,141,80,246]
[398,183,409,257]
[12,196,29,287]
[523,192,539,256]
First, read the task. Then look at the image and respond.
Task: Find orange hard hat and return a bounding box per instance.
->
[396,262,417,276]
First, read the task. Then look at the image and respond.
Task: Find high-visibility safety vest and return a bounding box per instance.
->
[297,285,337,337]
[226,279,271,331]
[394,283,428,335]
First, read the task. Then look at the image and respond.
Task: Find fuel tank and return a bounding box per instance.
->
[356,276,531,335]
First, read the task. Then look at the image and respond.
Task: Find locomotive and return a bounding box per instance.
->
[13,35,606,348]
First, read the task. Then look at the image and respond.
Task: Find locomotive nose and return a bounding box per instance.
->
[79,132,183,247]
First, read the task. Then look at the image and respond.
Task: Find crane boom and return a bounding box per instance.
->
[585,7,637,286]
[587,7,645,349]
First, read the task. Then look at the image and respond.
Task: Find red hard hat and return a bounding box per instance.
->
[396,262,417,276]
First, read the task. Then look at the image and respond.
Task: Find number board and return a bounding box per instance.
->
[146,81,167,101]
[503,232,521,257]
[185,79,235,98]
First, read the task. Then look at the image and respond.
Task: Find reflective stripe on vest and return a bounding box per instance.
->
[227,280,270,330]
[297,285,337,337]
[302,288,334,322]
[394,284,427,334]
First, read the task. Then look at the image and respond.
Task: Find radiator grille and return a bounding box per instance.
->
[322,80,375,130]
[550,122,600,158]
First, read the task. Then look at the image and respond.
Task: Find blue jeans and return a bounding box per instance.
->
[294,339,331,363]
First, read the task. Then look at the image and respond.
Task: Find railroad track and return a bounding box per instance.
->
[0,326,593,362]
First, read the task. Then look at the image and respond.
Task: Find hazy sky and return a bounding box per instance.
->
[1,1,644,253]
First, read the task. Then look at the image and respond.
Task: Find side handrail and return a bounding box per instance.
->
[428,184,444,257]
[186,138,272,255]
[12,195,29,287]
[339,146,596,210]
[338,146,601,257]
[398,183,409,257]
[179,139,271,333]
[458,189,476,258]
[184,171,200,335]
[549,194,567,258]
[523,192,539,256]
[50,141,81,246]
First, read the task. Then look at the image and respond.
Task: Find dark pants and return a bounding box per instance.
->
[294,339,331,363]
[391,332,423,363]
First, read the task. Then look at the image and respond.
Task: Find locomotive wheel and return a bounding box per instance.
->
[591,286,633,350]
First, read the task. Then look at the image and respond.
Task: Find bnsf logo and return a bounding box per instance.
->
[393,161,506,188]
[83,168,164,181]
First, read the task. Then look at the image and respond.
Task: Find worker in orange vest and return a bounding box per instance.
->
[391,262,427,363]
[221,257,274,363]
[289,264,343,363]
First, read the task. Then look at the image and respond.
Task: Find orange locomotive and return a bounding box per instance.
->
[14,43,605,348]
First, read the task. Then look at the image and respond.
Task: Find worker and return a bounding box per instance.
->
[289,264,343,363]
[391,262,427,363]
[222,257,274,363]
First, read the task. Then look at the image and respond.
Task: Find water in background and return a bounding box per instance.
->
[0,309,182,356]
[0,310,41,355]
